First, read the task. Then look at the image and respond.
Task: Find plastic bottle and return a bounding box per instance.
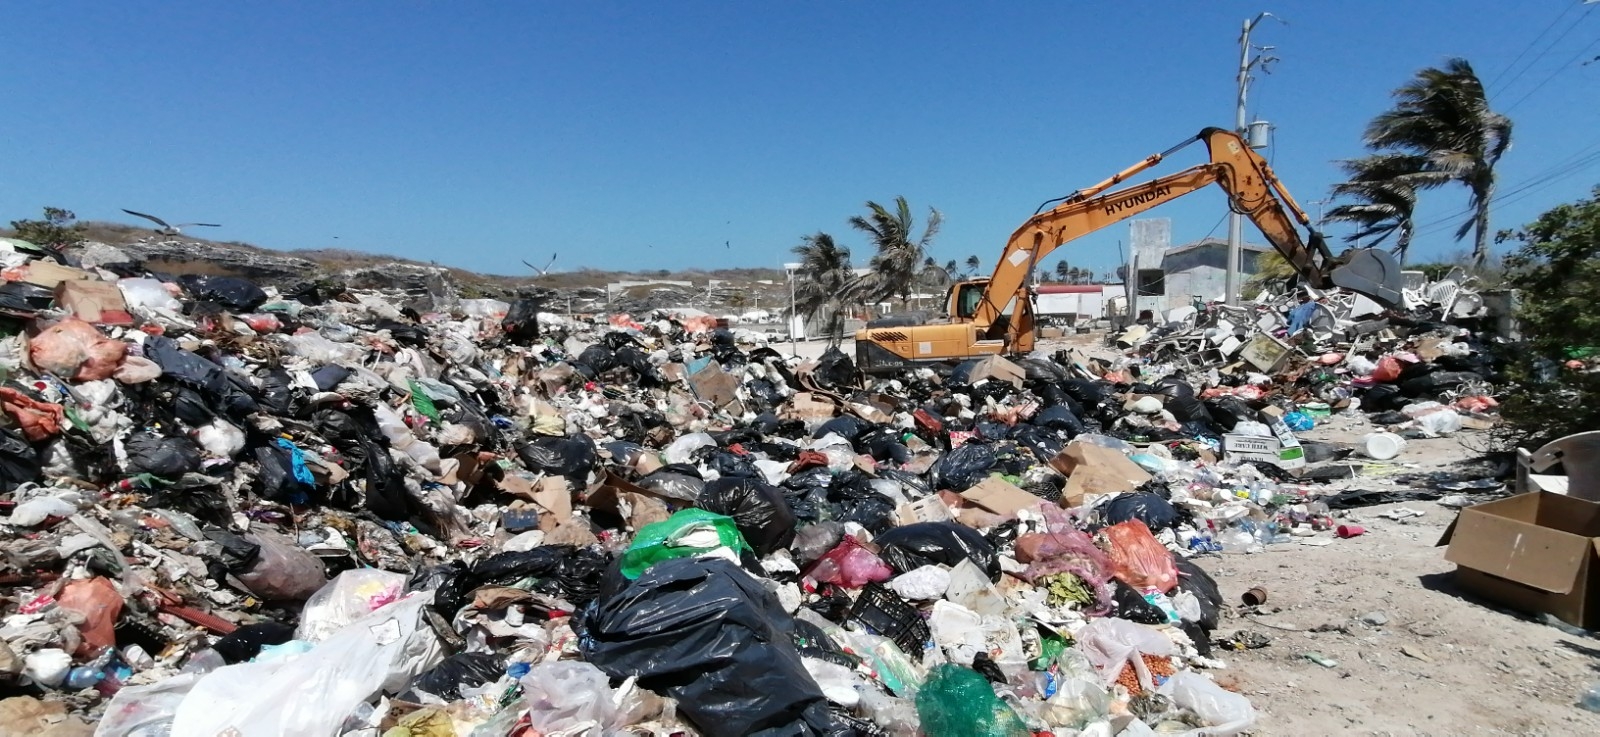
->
[1580,682,1600,713]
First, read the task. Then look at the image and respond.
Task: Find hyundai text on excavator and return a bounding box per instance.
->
[853,127,1406,373]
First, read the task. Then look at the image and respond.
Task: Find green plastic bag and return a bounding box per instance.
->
[915,664,1029,737]
[618,509,751,579]
[408,380,441,423]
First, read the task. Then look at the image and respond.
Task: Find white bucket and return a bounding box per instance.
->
[1362,432,1408,460]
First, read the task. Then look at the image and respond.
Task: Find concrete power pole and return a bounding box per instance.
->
[1225,13,1282,305]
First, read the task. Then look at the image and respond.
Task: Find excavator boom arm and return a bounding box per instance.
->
[971,128,1381,335]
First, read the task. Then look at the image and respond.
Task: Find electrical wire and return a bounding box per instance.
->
[1488,1,1583,92]
[1491,1,1591,96]
[1503,31,1600,113]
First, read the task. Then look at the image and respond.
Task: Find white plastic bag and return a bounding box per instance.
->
[1415,409,1463,437]
[170,594,442,737]
[663,432,716,465]
[522,660,618,735]
[887,565,952,601]
[295,569,410,642]
[118,278,183,316]
[96,672,198,737]
[1075,618,1174,690]
[1157,671,1257,736]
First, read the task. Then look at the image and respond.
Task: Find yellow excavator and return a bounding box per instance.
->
[854,127,1405,372]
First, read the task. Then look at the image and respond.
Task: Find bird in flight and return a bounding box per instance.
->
[122,209,221,236]
[522,254,558,276]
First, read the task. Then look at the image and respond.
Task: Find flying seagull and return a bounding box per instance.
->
[522,254,558,276]
[121,209,221,236]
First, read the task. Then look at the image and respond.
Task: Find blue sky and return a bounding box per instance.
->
[3,1,1598,278]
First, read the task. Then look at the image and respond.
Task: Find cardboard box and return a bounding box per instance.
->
[1222,432,1306,470]
[54,280,133,325]
[1437,492,1600,629]
[1239,332,1292,373]
[19,261,94,289]
[967,354,1025,389]
[958,475,1044,516]
[1049,441,1152,505]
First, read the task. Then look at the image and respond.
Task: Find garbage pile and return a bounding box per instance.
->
[0,235,1486,736]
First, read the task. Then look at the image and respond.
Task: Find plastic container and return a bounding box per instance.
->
[1361,432,1407,460]
[1580,682,1600,713]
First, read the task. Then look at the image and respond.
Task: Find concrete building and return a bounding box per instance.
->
[1136,237,1270,314]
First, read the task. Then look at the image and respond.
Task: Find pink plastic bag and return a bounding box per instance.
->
[806,537,893,588]
[1372,356,1403,383]
[30,317,127,381]
[1105,519,1179,593]
[1015,516,1115,615]
[57,577,122,655]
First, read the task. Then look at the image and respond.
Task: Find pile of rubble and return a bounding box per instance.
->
[0,233,1506,737]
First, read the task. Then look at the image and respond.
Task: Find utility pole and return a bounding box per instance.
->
[1308,198,1332,226]
[1225,12,1282,305]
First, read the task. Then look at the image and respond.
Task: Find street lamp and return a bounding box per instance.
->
[783,262,802,357]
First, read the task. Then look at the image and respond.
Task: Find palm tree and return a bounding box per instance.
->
[1363,58,1512,267]
[790,232,858,344]
[964,255,981,276]
[1054,260,1072,282]
[1324,154,1437,264]
[850,196,943,308]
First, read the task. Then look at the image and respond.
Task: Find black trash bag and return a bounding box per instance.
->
[203,528,261,572]
[211,621,296,664]
[375,320,430,348]
[409,653,505,700]
[876,468,932,498]
[501,298,542,344]
[1203,396,1254,432]
[0,281,56,314]
[0,428,42,493]
[1033,404,1085,435]
[857,428,912,465]
[517,436,597,479]
[932,441,997,492]
[471,546,572,586]
[638,469,705,502]
[972,420,1011,443]
[699,477,798,556]
[143,336,260,418]
[1102,491,1182,531]
[1400,370,1484,397]
[254,443,316,504]
[425,561,475,616]
[1173,556,1223,631]
[698,448,761,479]
[577,344,617,373]
[948,359,981,385]
[309,365,353,392]
[1011,422,1062,463]
[177,275,269,312]
[873,522,1000,580]
[555,547,611,605]
[814,415,871,442]
[256,367,295,415]
[1164,393,1212,424]
[1111,579,1170,625]
[579,558,845,737]
[1017,358,1068,382]
[1361,384,1409,412]
[826,473,897,534]
[1063,379,1109,408]
[812,347,856,389]
[165,384,216,426]
[125,432,203,478]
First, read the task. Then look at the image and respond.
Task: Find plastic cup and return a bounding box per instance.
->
[1337,524,1365,538]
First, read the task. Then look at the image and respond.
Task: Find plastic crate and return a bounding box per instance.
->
[848,583,929,655]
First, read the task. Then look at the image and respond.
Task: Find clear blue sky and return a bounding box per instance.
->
[4,1,1598,278]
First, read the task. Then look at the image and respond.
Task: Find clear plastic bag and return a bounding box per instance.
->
[296,569,410,642]
[1157,671,1257,736]
[95,672,198,737]
[522,660,618,734]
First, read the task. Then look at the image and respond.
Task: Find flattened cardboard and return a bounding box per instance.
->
[958,476,1044,516]
[687,360,740,409]
[1438,491,1600,629]
[968,354,1025,389]
[1049,442,1152,505]
[20,261,93,289]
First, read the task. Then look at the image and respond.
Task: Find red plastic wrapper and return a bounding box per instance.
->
[1372,356,1403,383]
[1105,519,1179,593]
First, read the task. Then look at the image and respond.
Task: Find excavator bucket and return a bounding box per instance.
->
[1329,248,1404,308]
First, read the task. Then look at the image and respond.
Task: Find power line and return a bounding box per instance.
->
[1491,1,1591,96]
[1503,31,1600,113]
